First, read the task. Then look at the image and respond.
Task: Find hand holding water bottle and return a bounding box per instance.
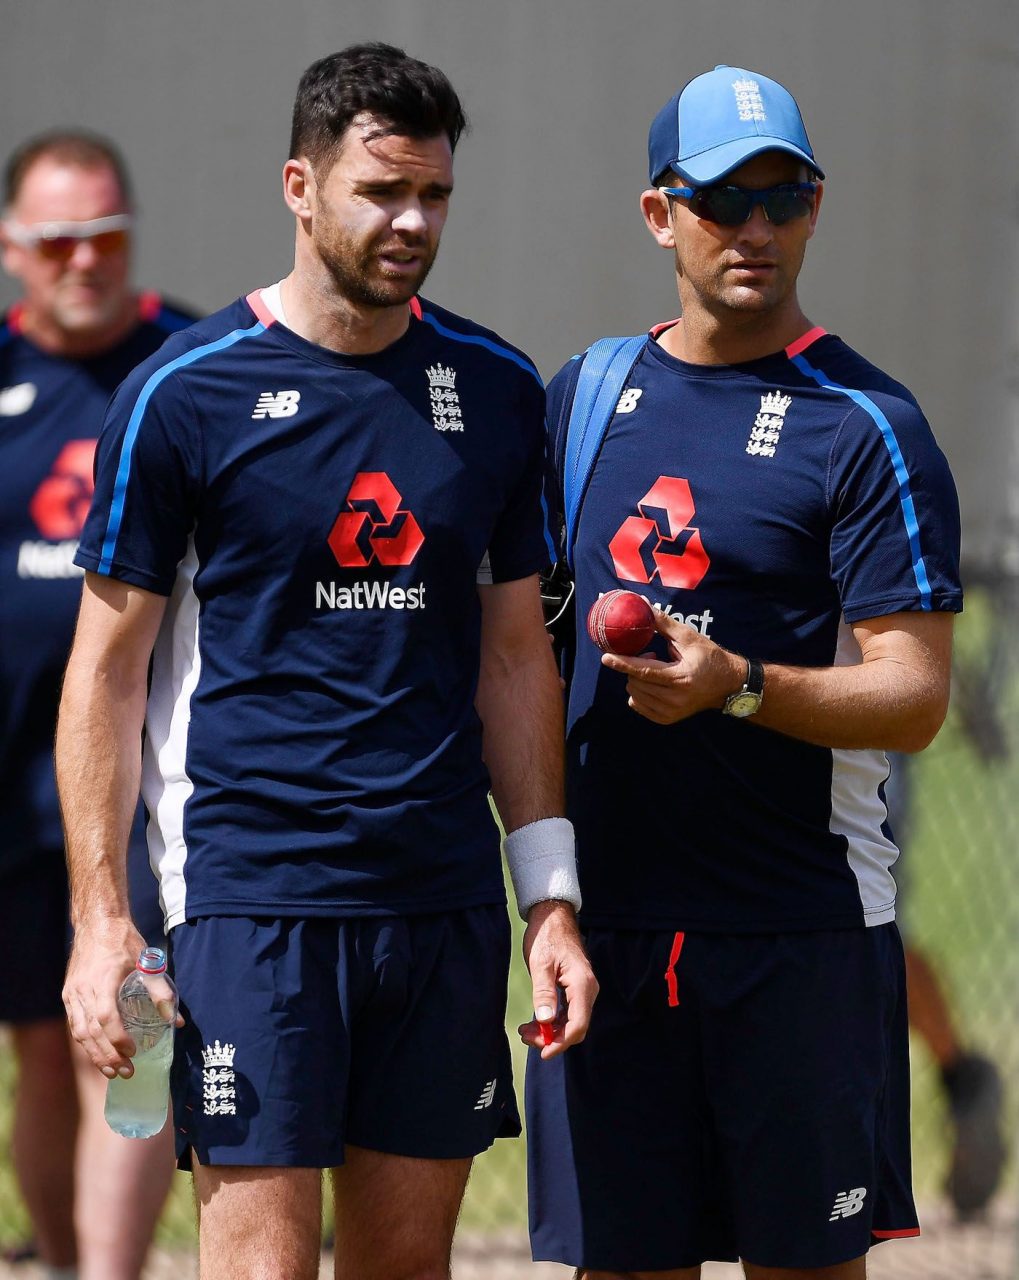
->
[105,947,179,1138]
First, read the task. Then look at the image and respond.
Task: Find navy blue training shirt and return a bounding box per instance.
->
[0,295,195,874]
[76,292,549,927]
[547,324,962,933]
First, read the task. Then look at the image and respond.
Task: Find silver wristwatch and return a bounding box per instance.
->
[722,658,765,718]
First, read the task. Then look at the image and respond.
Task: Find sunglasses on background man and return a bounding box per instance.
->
[2,214,132,262]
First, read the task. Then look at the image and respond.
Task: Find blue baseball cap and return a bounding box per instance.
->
[648,65,824,186]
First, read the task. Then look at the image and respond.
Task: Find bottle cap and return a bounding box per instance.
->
[137,947,167,975]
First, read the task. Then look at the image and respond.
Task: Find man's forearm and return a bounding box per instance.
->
[59,577,168,1073]
[476,575,581,919]
[751,654,948,752]
[609,609,954,753]
[56,650,147,926]
[476,636,565,832]
[56,575,164,928]
[476,577,595,1049]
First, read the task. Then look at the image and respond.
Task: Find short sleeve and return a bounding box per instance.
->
[828,397,962,622]
[75,368,202,595]
[484,372,554,583]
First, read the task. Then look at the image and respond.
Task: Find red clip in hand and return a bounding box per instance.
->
[539,1021,555,1047]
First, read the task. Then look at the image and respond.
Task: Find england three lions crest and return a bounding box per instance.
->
[426,364,464,432]
[201,1039,237,1116]
[746,391,793,459]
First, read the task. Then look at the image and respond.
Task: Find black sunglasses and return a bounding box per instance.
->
[660,182,817,227]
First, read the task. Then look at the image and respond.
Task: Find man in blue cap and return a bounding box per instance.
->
[526,66,963,1277]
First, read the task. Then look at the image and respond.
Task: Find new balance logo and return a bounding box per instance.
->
[615,388,643,414]
[829,1187,867,1221]
[474,1079,497,1110]
[252,390,301,419]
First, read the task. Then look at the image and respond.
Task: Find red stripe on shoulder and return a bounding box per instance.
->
[649,317,681,339]
[137,290,162,323]
[7,301,25,334]
[409,296,423,320]
[245,289,276,327]
[785,326,828,359]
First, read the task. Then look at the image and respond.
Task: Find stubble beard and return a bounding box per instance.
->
[321,226,437,311]
[676,243,801,324]
[708,260,790,318]
[52,282,127,337]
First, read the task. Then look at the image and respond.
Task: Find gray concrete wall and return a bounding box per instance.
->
[3,0,1016,566]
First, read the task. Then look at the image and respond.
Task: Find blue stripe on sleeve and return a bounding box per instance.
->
[97,322,265,574]
[416,309,543,385]
[790,353,933,609]
[539,488,556,563]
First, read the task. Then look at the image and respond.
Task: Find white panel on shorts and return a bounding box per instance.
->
[142,535,202,929]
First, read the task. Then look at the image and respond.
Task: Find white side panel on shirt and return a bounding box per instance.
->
[142,536,202,930]
[829,621,898,925]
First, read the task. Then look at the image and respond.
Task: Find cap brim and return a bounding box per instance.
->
[674,138,824,185]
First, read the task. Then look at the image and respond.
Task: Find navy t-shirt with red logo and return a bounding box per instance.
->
[76,292,548,927]
[546,325,962,933]
[0,295,195,875]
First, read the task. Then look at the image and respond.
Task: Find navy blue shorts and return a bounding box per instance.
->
[0,833,162,1024]
[526,924,918,1271]
[168,908,521,1169]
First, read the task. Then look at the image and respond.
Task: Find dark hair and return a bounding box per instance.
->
[290,43,468,175]
[4,130,132,209]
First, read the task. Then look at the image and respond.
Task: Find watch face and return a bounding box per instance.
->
[725,691,763,718]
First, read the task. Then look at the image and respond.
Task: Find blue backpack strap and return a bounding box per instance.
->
[562,334,647,569]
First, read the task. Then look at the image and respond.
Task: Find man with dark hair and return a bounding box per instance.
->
[0,130,194,1279]
[527,66,961,1279]
[58,44,594,1280]
[289,43,467,172]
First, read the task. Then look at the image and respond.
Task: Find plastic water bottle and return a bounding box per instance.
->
[104,947,178,1139]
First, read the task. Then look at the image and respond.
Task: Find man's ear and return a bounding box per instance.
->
[806,180,823,240]
[283,158,314,223]
[0,222,22,277]
[640,188,676,250]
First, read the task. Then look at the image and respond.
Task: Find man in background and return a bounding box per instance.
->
[0,130,195,1279]
[885,748,1006,1218]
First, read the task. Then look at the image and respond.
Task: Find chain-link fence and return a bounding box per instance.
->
[1,581,1016,1276]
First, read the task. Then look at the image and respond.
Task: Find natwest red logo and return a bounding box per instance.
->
[609,475,710,589]
[328,472,424,569]
[30,439,96,540]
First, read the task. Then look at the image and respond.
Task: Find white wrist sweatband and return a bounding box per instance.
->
[504,817,581,920]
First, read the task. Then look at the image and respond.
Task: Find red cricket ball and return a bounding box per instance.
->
[586,590,657,655]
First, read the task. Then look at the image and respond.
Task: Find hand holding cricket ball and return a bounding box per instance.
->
[592,597,748,725]
[586,590,657,655]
